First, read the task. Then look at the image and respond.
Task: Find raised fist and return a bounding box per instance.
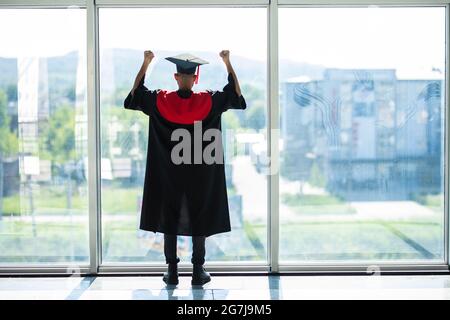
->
[144,50,155,62]
[219,50,230,62]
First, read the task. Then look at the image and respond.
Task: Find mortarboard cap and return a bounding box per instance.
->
[165,53,209,84]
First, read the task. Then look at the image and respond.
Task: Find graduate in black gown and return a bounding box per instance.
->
[123,50,246,285]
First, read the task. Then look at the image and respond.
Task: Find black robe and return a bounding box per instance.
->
[123,72,247,237]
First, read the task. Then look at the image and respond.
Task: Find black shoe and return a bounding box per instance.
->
[191,264,211,286]
[163,263,179,285]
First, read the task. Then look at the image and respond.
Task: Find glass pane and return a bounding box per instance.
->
[279,7,446,262]
[100,8,267,263]
[0,9,89,264]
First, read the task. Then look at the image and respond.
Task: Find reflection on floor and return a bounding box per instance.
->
[0,274,450,300]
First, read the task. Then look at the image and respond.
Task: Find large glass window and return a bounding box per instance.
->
[99,8,268,264]
[0,8,89,264]
[0,3,448,272]
[279,7,446,262]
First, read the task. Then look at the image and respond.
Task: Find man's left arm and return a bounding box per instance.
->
[215,50,246,112]
[220,50,242,97]
[224,60,242,97]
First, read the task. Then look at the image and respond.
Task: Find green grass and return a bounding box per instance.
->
[1,186,87,216]
[0,217,444,263]
[1,185,239,216]
[0,186,445,263]
[0,186,143,216]
[278,220,443,261]
[102,187,142,214]
[0,220,89,263]
[2,195,20,216]
[281,193,356,215]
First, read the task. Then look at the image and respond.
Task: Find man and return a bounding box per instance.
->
[124,50,246,286]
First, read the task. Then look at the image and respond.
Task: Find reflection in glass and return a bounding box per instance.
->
[99,8,267,263]
[0,9,89,264]
[279,7,445,262]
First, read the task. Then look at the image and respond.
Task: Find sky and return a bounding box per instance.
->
[0,6,446,75]
[279,7,446,77]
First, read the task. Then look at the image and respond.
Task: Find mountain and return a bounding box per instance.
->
[0,49,325,100]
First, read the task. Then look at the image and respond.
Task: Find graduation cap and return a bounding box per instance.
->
[165,53,209,84]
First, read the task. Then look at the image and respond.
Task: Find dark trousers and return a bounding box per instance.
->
[164,234,206,265]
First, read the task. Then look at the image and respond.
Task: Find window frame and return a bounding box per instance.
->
[0,0,448,275]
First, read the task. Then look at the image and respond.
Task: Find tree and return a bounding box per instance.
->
[40,104,76,163]
[246,101,265,131]
[39,104,76,209]
[222,111,240,131]
[0,90,19,220]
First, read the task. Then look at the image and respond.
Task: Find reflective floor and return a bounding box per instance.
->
[0,274,450,300]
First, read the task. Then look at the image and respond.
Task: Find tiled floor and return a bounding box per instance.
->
[0,274,450,300]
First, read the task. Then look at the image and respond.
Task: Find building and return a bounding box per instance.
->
[280,68,443,200]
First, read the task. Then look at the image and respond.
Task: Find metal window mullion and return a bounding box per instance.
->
[87,0,101,275]
[445,3,450,268]
[275,3,450,270]
[278,0,449,5]
[94,0,269,5]
[268,0,280,273]
[0,0,85,6]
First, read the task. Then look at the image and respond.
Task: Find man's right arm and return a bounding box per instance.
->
[224,61,242,97]
[132,60,151,96]
[131,50,154,96]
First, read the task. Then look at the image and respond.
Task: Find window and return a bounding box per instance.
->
[279,7,446,262]
[0,8,89,264]
[99,7,267,264]
[0,2,448,274]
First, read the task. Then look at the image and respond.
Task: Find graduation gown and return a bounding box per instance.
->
[123,72,247,237]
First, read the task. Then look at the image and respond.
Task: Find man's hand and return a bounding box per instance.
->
[219,50,241,97]
[219,50,230,64]
[144,50,155,64]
